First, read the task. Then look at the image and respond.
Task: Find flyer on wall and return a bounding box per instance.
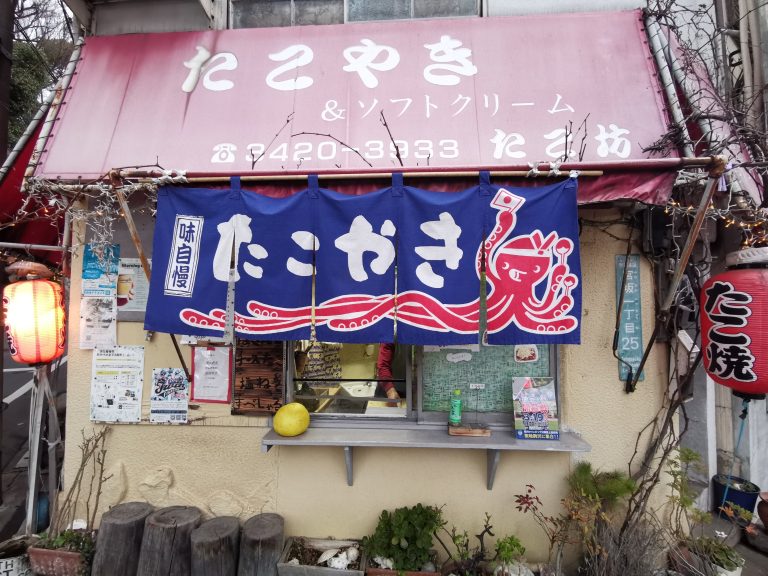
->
[82,243,120,297]
[90,346,144,423]
[79,297,117,349]
[512,377,560,440]
[117,258,151,312]
[150,368,189,423]
[191,346,232,403]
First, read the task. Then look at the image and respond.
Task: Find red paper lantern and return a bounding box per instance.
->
[700,267,768,397]
[3,279,66,365]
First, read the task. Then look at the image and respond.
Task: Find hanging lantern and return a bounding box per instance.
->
[700,262,768,398]
[3,279,66,365]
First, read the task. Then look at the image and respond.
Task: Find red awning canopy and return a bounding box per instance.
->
[0,123,62,265]
[35,9,680,204]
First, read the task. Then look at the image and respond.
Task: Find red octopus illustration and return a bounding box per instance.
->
[482,188,578,335]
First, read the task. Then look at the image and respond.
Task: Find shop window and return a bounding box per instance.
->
[288,342,412,418]
[285,340,557,428]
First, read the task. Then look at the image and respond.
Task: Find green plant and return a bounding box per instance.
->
[567,461,636,510]
[692,536,745,571]
[362,504,444,571]
[36,529,96,562]
[514,463,635,576]
[434,513,496,576]
[665,449,750,575]
[494,535,525,565]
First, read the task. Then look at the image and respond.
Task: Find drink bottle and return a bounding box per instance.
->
[449,389,462,427]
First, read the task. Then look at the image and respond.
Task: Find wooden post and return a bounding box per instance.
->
[137,506,202,576]
[110,173,190,381]
[237,513,284,576]
[191,516,240,576]
[92,502,154,576]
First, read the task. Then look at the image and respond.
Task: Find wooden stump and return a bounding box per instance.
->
[137,505,202,576]
[237,513,284,576]
[92,501,154,576]
[191,516,240,576]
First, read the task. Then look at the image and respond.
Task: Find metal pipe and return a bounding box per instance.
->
[645,16,695,157]
[0,242,67,252]
[627,156,727,393]
[111,175,190,381]
[746,0,763,123]
[130,156,716,179]
[26,157,717,189]
[739,0,755,128]
[661,160,726,314]
[21,156,713,190]
[651,15,718,152]
[25,37,84,180]
[0,96,52,184]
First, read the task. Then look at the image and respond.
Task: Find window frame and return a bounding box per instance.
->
[283,341,559,429]
[230,0,480,28]
[285,342,416,420]
[414,344,559,428]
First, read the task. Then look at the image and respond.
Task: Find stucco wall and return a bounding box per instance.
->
[63,207,669,562]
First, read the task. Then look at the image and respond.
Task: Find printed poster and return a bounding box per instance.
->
[117,258,151,313]
[513,377,560,440]
[90,346,144,423]
[191,346,232,403]
[80,297,117,349]
[150,368,189,423]
[82,243,120,297]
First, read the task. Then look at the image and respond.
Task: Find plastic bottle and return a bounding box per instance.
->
[449,389,462,427]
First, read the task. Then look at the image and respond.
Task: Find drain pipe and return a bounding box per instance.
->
[746,0,763,127]
[644,16,695,157]
[0,98,52,184]
[646,15,721,154]
[739,0,756,128]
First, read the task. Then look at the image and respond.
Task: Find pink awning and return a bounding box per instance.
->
[36,9,679,203]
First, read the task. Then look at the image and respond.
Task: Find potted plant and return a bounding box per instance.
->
[492,535,527,576]
[27,428,110,576]
[692,536,745,576]
[362,504,444,576]
[513,461,635,576]
[278,537,365,576]
[435,513,495,576]
[664,449,749,576]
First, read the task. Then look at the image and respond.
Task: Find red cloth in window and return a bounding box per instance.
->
[376,343,395,393]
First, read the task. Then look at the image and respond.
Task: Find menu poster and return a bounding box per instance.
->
[191,346,232,403]
[90,346,144,423]
[513,377,560,441]
[82,243,120,297]
[150,368,189,424]
[80,297,117,349]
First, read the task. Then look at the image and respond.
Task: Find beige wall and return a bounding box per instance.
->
[63,207,669,563]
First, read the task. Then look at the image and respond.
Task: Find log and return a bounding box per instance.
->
[191,516,240,576]
[92,501,154,576]
[237,513,284,576]
[137,505,202,576]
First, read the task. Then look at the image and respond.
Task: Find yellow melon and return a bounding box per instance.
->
[273,402,310,437]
